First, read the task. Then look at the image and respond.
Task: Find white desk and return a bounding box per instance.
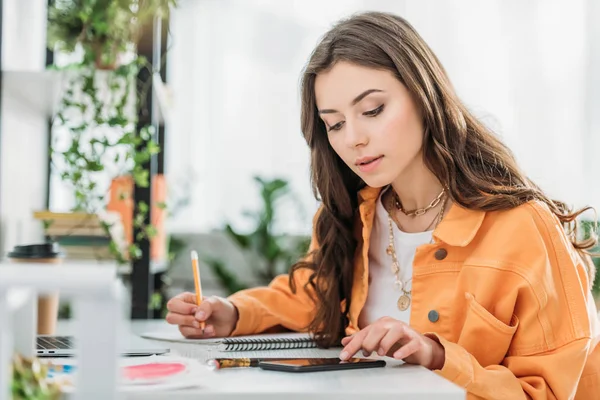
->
[57,320,466,400]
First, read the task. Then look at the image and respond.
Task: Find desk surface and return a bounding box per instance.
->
[58,319,466,400]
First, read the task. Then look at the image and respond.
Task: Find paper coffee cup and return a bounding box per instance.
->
[7,243,63,335]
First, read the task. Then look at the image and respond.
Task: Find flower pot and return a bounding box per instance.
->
[106,175,167,262]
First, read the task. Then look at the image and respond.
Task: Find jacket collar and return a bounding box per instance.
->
[357,185,486,247]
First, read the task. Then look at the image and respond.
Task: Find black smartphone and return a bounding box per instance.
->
[258,357,386,373]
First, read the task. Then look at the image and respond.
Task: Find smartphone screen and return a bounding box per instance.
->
[258,357,386,373]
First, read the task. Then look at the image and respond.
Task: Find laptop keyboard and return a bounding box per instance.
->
[37,336,74,350]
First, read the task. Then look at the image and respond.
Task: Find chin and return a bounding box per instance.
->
[358,174,394,189]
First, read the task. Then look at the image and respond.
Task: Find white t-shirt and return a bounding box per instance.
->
[358,189,433,329]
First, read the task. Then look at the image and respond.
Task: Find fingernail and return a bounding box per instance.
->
[363,350,370,357]
[196,311,206,320]
[378,348,384,356]
[340,351,349,360]
[205,325,214,334]
[191,307,198,314]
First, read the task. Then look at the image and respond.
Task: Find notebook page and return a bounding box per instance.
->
[165,342,343,363]
[140,330,221,344]
[140,330,312,345]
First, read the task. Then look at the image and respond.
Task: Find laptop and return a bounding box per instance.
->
[36,335,170,357]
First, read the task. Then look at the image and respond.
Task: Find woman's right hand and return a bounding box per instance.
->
[165,292,239,338]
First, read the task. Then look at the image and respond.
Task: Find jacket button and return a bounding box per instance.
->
[434,248,448,260]
[428,310,440,323]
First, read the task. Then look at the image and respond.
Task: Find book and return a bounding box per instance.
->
[140,331,318,352]
[33,210,128,256]
[45,226,109,237]
[55,236,112,246]
[60,245,115,260]
[33,210,102,222]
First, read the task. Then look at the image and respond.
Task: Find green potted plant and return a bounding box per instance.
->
[11,354,61,400]
[203,176,311,294]
[45,0,177,263]
[580,220,600,309]
[48,0,176,70]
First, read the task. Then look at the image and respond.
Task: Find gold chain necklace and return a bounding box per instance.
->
[392,188,445,217]
[386,193,447,311]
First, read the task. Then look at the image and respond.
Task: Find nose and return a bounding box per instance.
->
[344,121,369,148]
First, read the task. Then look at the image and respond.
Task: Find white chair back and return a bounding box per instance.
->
[0,263,125,400]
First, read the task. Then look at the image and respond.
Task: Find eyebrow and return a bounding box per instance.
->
[318,89,384,114]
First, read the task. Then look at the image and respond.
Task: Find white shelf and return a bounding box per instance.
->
[118,259,169,275]
[2,69,171,122]
[56,259,168,275]
[2,70,64,117]
[0,258,168,276]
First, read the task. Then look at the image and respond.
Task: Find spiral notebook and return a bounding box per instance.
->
[140,330,318,352]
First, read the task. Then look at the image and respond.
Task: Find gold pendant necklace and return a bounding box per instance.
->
[385,190,448,311]
[386,217,412,311]
[397,294,411,311]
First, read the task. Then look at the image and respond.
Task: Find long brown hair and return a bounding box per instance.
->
[290,11,597,347]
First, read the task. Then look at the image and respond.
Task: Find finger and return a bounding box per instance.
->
[195,296,220,322]
[179,292,203,304]
[340,328,370,360]
[340,335,354,346]
[179,325,205,339]
[377,325,406,356]
[360,327,387,356]
[393,337,422,360]
[165,312,202,329]
[166,292,198,315]
[179,324,216,339]
[203,324,215,336]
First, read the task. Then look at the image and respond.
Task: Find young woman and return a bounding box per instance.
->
[166,11,600,399]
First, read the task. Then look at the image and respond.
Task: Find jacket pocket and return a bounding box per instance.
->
[457,292,519,367]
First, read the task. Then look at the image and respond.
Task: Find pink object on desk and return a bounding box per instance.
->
[123,362,187,383]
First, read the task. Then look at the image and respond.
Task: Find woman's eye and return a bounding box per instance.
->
[326,105,382,132]
[328,121,345,132]
[363,104,384,117]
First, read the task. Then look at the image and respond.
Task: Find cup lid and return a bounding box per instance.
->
[7,243,63,259]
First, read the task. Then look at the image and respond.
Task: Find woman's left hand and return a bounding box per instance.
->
[339,317,446,370]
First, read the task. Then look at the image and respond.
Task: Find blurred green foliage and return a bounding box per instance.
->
[203,177,311,295]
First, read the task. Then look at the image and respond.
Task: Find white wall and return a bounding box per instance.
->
[405,0,592,208]
[2,0,47,71]
[165,0,318,235]
[0,0,49,256]
[585,0,600,207]
[166,0,600,236]
[0,95,49,255]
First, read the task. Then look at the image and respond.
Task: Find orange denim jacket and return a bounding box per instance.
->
[228,186,600,399]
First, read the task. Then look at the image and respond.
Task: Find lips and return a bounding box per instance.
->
[355,155,384,173]
[355,155,383,166]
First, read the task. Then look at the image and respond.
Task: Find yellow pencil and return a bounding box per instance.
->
[191,250,205,330]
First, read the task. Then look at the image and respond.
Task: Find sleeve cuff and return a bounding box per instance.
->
[227,293,262,336]
[424,332,474,388]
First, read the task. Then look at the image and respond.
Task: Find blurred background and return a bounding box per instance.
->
[1,0,599,320]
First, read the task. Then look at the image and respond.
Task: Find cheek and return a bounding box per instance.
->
[327,135,351,163]
[380,106,423,150]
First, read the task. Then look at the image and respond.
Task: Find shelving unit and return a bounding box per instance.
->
[0,2,171,319]
[0,1,3,259]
